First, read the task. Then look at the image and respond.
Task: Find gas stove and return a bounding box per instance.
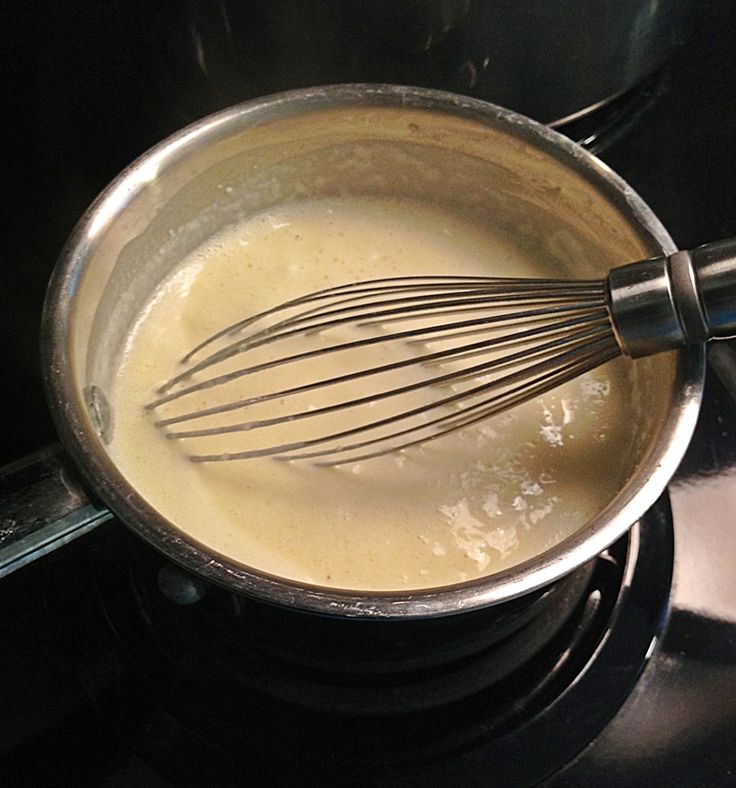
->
[3,3,736,786]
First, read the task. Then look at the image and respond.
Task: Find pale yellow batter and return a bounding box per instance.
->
[109,198,637,591]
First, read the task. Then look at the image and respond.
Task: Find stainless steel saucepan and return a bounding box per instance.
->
[2,85,703,618]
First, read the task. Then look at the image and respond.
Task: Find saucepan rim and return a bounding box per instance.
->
[41,84,705,618]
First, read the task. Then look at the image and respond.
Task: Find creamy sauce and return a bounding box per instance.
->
[109,198,637,590]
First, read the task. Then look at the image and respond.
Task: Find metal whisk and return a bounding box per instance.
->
[147,239,736,466]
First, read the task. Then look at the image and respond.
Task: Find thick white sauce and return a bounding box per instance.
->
[109,198,637,590]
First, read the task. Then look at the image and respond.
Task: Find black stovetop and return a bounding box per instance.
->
[3,3,736,786]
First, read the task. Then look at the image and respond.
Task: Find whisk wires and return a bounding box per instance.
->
[147,276,618,465]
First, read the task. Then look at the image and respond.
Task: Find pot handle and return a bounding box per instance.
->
[0,444,112,578]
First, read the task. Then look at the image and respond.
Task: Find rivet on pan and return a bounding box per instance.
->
[83,384,114,444]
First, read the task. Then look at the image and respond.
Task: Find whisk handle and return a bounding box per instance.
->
[606,238,736,358]
[689,238,736,339]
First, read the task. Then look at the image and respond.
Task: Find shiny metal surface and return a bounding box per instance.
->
[689,238,736,337]
[0,446,111,578]
[433,0,697,124]
[607,256,688,356]
[41,85,704,617]
[133,0,696,125]
[607,238,736,356]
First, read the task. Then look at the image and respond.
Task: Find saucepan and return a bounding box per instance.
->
[11,85,702,619]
